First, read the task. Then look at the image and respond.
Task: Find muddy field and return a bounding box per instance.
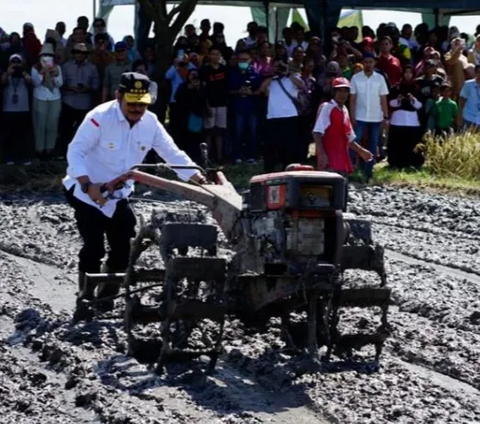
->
[1,184,480,424]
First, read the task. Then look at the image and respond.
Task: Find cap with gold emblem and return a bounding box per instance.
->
[118,72,152,104]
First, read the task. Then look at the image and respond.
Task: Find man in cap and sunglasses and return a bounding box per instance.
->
[63,71,206,309]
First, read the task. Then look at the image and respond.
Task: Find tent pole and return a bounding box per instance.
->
[93,0,97,20]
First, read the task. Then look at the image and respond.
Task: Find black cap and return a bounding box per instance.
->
[118,72,152,104]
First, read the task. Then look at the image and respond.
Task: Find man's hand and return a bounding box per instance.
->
[318,154,329,170]
[191,173,207,184]
[359,148,374,163]
[7,65,15,75]
[381,118,389,130]
[87,183,107,206]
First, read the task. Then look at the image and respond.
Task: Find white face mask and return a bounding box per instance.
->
[41,56,54,67]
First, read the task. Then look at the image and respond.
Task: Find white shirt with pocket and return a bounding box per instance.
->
[350,71,389,123]
[267,75,302,120]
[63,100,198,217]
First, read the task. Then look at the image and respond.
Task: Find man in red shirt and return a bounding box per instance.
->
[313,77,373,174]
[377,36,403,87]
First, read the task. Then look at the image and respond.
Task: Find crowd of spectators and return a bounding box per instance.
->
[1,16,480,179]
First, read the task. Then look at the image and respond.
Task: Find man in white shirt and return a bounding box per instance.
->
[260,58,305,172]
[63,72,205,308]
[349,53,389,181]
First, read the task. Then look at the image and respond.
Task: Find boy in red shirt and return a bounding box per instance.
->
[313,77,373,174]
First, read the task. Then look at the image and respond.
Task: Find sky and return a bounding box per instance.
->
[2,0,480,46]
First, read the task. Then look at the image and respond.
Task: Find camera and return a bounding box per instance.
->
[276,62,289,75]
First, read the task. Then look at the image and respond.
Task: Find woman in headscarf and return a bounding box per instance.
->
[318,61,342,103]
[123,35,142,63]
[387,65,424,169]
[31,43,63,160]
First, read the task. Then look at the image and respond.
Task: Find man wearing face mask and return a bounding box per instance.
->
[228,50,261,164]
[63,72,206,310]
[0,54,33,165]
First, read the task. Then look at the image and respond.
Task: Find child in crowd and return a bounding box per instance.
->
[425,82,440,132]
[433,83,459,135]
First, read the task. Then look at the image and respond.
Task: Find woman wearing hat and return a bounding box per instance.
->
[31,43,63,160]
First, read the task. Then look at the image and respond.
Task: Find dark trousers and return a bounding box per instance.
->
[1,111,33,162]
[387,125,424,169]
[264,116,299,173]
[58,103,89,156]
[64,186,136,274]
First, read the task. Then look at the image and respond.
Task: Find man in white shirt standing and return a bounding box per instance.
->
[63,72,206,309]
[260,58,305,172]
[349,53,389,181]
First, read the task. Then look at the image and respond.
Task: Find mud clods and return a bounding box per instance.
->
[1,187,480,423]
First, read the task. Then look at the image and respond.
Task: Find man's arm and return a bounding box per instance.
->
[66,113,102,181]
[152,120,205,183]
[288,73,305,90]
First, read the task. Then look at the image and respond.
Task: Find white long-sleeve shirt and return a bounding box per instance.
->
[31,66,63,101]
[388,97,422,127]
[63,100,198,217]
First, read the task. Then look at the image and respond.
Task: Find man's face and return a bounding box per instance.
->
[363,58,375,71]
[295,29,305,41]
[78,18,88,30]
[209,49,220,64]
[73,29,85,43]
[145,47,154,62]
[115,48,127,61]
[237,53,250,65]
[56,23,66,36]
[402,25,412,38]
[380,39,392,53]
[334,87,350,104]
[185,25,195,37]
[201,21,210,33]
[257,32,268,44]
[94,21,106,34]
[247,23,257,37]
[120,97,148,122]
[74,51,87,62]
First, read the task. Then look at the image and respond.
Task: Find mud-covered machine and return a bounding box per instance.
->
[77,156,390,373]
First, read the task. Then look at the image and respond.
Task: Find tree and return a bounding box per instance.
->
[137,0,198,120]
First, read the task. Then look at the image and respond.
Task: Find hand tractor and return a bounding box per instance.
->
[75,149,390,373]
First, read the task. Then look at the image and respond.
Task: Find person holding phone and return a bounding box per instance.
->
[59,43,100,158]
[0,53,33,165]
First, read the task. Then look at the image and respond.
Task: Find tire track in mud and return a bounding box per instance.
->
[0,251,328,424]
[385,249,480,283]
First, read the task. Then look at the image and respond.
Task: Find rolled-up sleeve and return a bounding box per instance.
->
[152,121,197,181]
[66,112,102,178]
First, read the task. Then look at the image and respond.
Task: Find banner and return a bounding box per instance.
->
[338,9,363,31]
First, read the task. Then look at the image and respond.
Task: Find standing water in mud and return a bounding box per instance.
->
[1,185,480,423]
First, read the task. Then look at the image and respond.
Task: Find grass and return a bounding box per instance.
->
[371,162,480,196]
[1,140,479,197]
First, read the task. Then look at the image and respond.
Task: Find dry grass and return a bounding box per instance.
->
[0,162,66,194]
[416,130,480,182]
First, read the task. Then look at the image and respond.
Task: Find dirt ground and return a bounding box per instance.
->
[1,185,480,424]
